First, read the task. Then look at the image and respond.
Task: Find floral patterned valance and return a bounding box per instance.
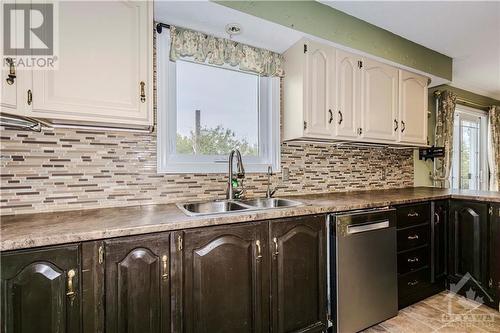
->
[169,26,285,77]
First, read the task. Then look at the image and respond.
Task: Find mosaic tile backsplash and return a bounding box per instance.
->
[0,127,414,215]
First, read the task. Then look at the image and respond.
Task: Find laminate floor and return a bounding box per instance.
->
[362,291,500,333]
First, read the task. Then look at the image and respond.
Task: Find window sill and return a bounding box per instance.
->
[157,161,280,174]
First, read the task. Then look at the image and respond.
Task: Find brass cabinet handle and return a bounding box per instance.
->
[401,121,406,133]
[407,211,419,217]
[407,257,419,263]
[407,234,419,240]
[255,240,262,259]
[177,235,183,251]
[328,109,333,124]
[140,81,146,103]
[161,255,168,280]
[273,237,279,256]
[27,90,32,105]
[338,110,343,125]
[394,119,398,132]
[5,58,16,85]
[66,269,77,305]
[408,280,419,286]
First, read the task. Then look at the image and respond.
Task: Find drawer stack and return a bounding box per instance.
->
[396,202,434,308]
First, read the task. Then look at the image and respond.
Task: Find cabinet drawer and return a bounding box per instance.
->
[397,203,430,228]
[397,224,429,251]
[398,246,429,274]
[398,268,431,298]
[398,268,435,309]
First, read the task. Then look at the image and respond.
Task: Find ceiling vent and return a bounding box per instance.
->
[225,23,242,37]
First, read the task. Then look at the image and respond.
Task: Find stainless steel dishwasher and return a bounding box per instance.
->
[328,207,398,333]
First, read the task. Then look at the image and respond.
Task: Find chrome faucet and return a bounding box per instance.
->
[226,149,245,200]
[266,165,277,198]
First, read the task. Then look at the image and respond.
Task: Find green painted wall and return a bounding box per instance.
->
[216,0,452,80]
[413,85,500,186]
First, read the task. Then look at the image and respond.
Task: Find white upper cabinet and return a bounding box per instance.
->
[304,40,335,138]
[1,2,17,114]
[282,39,429,146]
[361,59,399,142]
[283,39,335,141]
[5,1,153,128]
[398,70,428,145]
[335,50,361,139]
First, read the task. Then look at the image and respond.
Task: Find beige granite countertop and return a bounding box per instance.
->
[1,187,499,251]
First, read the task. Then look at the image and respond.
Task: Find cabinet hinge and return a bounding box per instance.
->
[177,235,183,251]
[358,60,363,69]
[303,44,307,53]
[98,245,104,264]
[303,121,307,130]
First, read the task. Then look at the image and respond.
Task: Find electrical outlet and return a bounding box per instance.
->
[282,167,289,181]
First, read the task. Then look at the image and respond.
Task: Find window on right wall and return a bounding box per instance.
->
[451,106,489,190]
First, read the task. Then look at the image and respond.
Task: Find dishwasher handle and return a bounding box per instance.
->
[346,220,389,235]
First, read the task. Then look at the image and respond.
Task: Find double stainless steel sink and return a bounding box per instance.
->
[178,198,303,216]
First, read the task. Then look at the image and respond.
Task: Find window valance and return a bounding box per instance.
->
[169,26,285,77]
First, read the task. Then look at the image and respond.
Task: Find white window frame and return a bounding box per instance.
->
[157,30,280,174]
[451,105,489,190]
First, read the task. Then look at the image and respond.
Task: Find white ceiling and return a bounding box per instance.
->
[154,1,303,53]
[321,1,500,101]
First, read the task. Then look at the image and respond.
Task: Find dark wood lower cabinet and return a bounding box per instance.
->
[448,200,496,308]
[7,200,499,330]
[270,215,327,333]
[489,203,500,309]
[1,244,80,333]
[180,222,269,333]
[449,201,488,283]
[104,233,171,333]
[432,200,448,282]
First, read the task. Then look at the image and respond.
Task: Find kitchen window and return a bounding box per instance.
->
[157,30,280,173]
[451,106,489,190]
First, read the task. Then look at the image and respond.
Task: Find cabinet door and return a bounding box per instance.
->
[361,59,399,142]
[432,200,448,282]
[182,222,269,333]
[399,70,428,145]
[490,203,500,305]
[1,1,17,114]
[335,49,361,139]
[449,200,488,289]
[304,40,335,138]
[1,245,80,333]
[270,215,326,333]
[105,233,170,333]
[28,1,152,126]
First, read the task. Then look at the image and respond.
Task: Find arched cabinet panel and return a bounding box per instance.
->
[270,215,327,333]
[448,201,495,307]
[1,245,80,333]
[361,59,399,142]
[336,50,361,139]
[182,222,269,333]
[399,71,428,145]
[105,233,170,333]
[304,40,335,138]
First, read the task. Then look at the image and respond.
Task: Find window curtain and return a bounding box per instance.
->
[432,91,457,188]
[169,26,285,78]
[487,105,500,191]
